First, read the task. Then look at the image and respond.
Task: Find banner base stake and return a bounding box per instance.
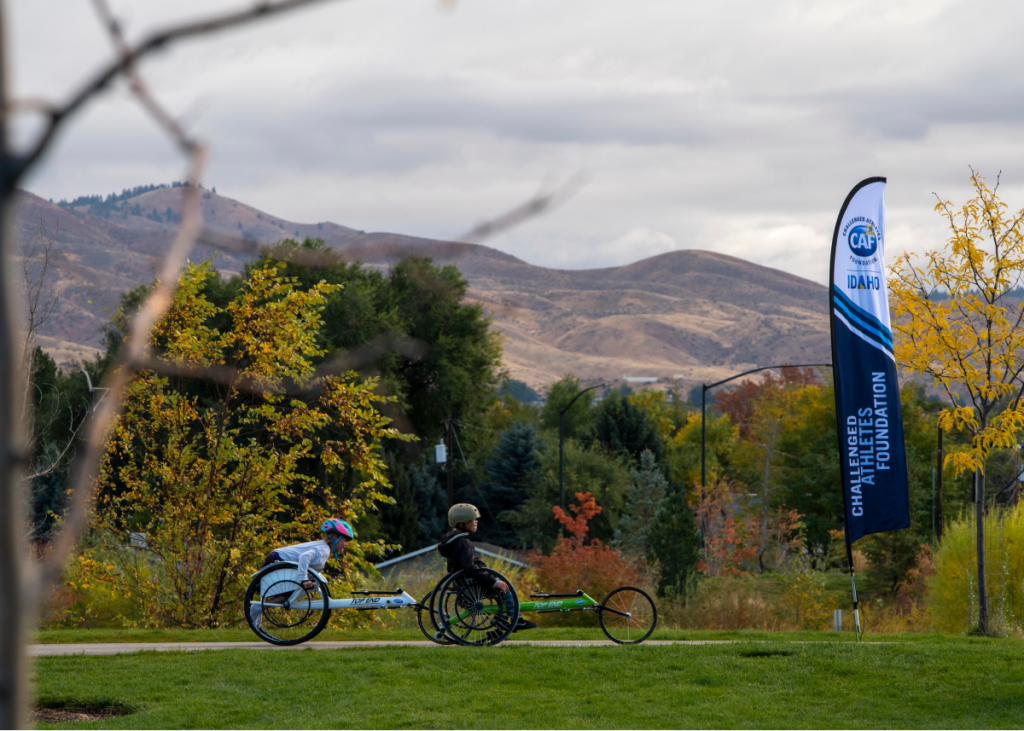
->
[850,569,861,643]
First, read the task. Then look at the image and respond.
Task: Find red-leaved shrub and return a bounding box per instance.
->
[530,492,645,623]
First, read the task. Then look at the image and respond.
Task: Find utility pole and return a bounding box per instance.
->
[559,383,605,511]
[445,417,454,508]
[701,384,707,498]
[936,425,944,540]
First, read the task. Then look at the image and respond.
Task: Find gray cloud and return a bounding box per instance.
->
[13,0,1024,281]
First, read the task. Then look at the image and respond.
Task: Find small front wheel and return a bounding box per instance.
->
[416,587,455,645]
[598,586,657,645]
[245,563,331,646]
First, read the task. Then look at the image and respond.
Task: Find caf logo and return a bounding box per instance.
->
[847,222,879,257]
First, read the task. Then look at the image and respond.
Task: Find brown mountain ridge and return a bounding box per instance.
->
[16,187,830,391]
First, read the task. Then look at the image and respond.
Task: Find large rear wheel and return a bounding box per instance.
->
[434,569,519,647]
[244,564,331,646]
[598,586,656,645]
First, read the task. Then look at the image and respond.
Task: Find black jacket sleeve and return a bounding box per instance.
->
[456,538,495,586]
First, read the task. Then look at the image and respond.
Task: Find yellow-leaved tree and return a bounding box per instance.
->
[889,170,1024,634]
[73,262,412,628]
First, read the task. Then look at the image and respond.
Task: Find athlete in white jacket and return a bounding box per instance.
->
[249,518,355,630]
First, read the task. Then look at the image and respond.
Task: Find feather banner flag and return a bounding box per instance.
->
[829,177,910,634]
[830,177,910,544]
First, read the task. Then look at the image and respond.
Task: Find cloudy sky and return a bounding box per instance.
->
[10,0,1024,283]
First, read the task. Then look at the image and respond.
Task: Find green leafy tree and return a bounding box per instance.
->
[541,375,597,438]
[629,389,691,453]
[772,383,844,551]
[614,449,668,559]
[664,411,736,488]
[386,256,505,442]
[75,263,410,628]
[247,241,505,546]
[254,241,504,439]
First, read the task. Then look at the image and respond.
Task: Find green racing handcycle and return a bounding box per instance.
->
[244,562,656,647]
[418,567,657,647]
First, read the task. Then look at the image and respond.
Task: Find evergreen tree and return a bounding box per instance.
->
[476,422,543,546]
[589,391,664,464]
[648,491,702,600]
[410,462,448,545]
[499,378,540,404]
[28,348,93,541]
[378,458,421,552]
[505,438,632,552]
[29,444,66,541]
[614,450,668,558]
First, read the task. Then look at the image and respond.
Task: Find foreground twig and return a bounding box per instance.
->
[7,0,341,187]
[32,146,207,595]
[134,334,427,397]
[456,172,587,244]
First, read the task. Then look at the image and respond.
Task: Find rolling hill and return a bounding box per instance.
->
[15,187,830,391]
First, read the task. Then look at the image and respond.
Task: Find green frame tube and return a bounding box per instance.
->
[450,592,599,622]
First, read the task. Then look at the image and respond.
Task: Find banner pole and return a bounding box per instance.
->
[845,537,861,642]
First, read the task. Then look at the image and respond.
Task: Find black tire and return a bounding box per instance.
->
[434,568,519,647]
[416,584,455,645]
[598,586,657,644]
[244,562,331,646]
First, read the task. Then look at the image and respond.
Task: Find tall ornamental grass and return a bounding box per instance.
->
[930,503,1024,635]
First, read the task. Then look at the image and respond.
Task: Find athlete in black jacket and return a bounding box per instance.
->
[437,503,536,631]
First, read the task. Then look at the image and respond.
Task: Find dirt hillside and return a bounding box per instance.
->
[16,187,830,391]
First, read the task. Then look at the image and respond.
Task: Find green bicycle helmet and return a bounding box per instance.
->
[448,503,481,528]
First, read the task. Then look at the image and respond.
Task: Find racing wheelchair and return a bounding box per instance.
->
[417,567,657,646]
[243,561,419,646]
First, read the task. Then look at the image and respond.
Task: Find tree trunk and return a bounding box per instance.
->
[0,1,30,721]
[758,447,770,573]
[936,426,944,539]
[975,467,988,634]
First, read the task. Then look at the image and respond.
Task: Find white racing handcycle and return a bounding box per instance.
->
[244,561,420,645]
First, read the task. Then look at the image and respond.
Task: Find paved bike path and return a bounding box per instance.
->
[31,640,736,656]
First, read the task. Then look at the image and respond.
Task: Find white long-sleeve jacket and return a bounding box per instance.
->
[273,540,331,580]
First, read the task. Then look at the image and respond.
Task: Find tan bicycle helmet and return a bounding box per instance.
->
[448,503,481,528]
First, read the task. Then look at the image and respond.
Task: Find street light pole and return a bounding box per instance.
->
[559,382,606,511]
[699,363,831,497]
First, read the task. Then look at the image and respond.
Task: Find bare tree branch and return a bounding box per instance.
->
[134,334,427,398]
[9,0,342,186]
[19,220,61,378]
[89,0,196,152]
[456,172,587,244]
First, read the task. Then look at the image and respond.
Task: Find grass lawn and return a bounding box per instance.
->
[32,636,1024,729]
[34,627,961,644]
